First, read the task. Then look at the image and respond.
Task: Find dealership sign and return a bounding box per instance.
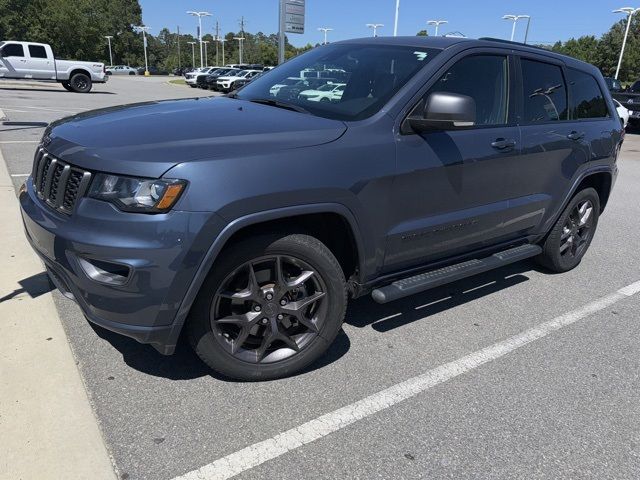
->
[282,0,305,34]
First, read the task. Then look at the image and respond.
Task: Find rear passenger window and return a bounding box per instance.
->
[567,69,609,119]
[28,45,47,59]
[1,43,25,57]
[425,55,509,126]
[521,59,568,123]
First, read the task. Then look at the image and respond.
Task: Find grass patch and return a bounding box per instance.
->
[169,79,186,85]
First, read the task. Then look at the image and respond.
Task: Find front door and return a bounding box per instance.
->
[385,53,520,272]
[0,42,28,79]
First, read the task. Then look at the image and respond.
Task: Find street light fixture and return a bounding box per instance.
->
[318,27,333,45]
[502,15,530,42]
[366,23,384,37]
[104,35,114,66]
[187,41,197,68]
[427,20,448,36]
[202,40,210,67]
[233,36,245,64]
[132,26,150,76]
[187,10,212,68]
[613,7,640,79]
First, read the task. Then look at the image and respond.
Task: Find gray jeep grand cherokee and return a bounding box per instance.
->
[20,37,621,380]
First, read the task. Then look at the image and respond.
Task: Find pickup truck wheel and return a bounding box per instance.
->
[61,82,74,92]
[69,73,92,93]
[129,71,135,76]
[536,187,600,273]
[187,233,347,381]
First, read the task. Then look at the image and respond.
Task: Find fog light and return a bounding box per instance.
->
[78,257,131,286]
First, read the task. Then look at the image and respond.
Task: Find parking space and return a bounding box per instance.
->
[2,77,640,480]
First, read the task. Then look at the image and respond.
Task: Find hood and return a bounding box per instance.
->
[44,97,347,177]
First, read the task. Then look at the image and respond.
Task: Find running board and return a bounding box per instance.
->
[371,244,542,304]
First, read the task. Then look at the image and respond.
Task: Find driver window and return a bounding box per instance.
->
[423,55,509,126]
[1,43,25,58]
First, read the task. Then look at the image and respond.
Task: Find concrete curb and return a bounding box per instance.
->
[0,147,117,479]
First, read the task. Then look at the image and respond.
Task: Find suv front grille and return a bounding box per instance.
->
[32,148,92,215]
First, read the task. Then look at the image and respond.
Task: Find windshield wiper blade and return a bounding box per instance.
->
[248,98,310,114]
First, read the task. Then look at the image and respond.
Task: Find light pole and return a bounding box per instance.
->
[502,14,530,42]
[202,40,209,67]
[187,41,196,68]
[133,26,150,76]
[219,38,226,66]
[187,10,212,68]
[393,0,400,36]
[613,7,640,79]
[427,20,448,36]
[366,23,384,37]
[318,27,333,45]
[104,36,114,66]
[234,36,245,64]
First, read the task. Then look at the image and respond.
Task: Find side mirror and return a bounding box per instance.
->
[408,92,476,132]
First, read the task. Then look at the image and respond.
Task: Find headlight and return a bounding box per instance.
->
[88,174,186,213]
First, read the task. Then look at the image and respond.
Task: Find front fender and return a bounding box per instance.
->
[164,202,367,349]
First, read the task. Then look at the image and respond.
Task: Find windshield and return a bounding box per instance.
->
[630,81,640,93]
[236,43,441,121]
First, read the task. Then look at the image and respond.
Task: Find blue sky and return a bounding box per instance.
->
[139,1,628,47]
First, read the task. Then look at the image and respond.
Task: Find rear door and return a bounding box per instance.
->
[24,44,55,79]
[505,55,615,239]
[0,42,28,78]
[386,51,521,271]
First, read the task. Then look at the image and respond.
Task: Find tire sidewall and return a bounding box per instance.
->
[188,233,347,381]
[70,73,92,93]
[541,187,600,272]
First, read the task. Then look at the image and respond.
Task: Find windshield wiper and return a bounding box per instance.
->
[248,98,310,114]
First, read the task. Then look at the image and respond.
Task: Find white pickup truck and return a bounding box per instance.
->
[0,41,107,93]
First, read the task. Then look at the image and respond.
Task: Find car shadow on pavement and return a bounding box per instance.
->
[89,320,351,382]
[0,87,116,95]
[346,261,536,332]
[0,271,53,303]
[88,261,537,382]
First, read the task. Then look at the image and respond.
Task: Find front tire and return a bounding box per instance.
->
[187,233,347,381]
[69,73,92,93]
[536,187,600,272]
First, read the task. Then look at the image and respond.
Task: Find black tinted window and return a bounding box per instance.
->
[521,59,568,123]
[28,45,47,59]
[630,81,640,93]
[1,43,24,57]
[425,55,509,126]
[567,69,608,119]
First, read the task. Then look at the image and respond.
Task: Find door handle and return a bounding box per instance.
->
[491,138,516,150]
[567,131,585,141]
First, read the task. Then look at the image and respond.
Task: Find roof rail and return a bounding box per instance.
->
[478,37,551,52]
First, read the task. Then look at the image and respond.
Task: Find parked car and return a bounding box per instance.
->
[185,66,215,87]
[0,40,107,92]
[20,37,622,381]
[195,68,228,89]
[269,77,307,97]
[216,69,262,92]
[106,65,137,76]
[612,78,640,128]
[202,68,240,90]
[604,76,623,93]
[298,82,346,102]
[231,72,264,91]
[136,66,169,76]
[614,99,629,128]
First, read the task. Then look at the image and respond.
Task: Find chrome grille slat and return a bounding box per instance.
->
[32,149,91,215]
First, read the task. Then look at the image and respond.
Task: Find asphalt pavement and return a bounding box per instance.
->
[1,76,639,480]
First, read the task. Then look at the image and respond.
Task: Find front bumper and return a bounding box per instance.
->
[20,178,220,354]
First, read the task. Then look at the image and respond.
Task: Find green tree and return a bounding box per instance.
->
[416,30,429,36]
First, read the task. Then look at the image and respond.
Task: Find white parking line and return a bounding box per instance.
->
[10,174,29,177]
[172,280,640,480]
[0,141,40,144]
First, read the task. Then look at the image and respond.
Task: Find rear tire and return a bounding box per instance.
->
[536,188,600,273]
[69,73,92,93]
[129,71,135,76]
[61,82,74,92]
[187,233,347,381]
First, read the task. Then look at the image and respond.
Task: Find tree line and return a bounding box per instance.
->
[551,16,640,82]
[0,0,314,69]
